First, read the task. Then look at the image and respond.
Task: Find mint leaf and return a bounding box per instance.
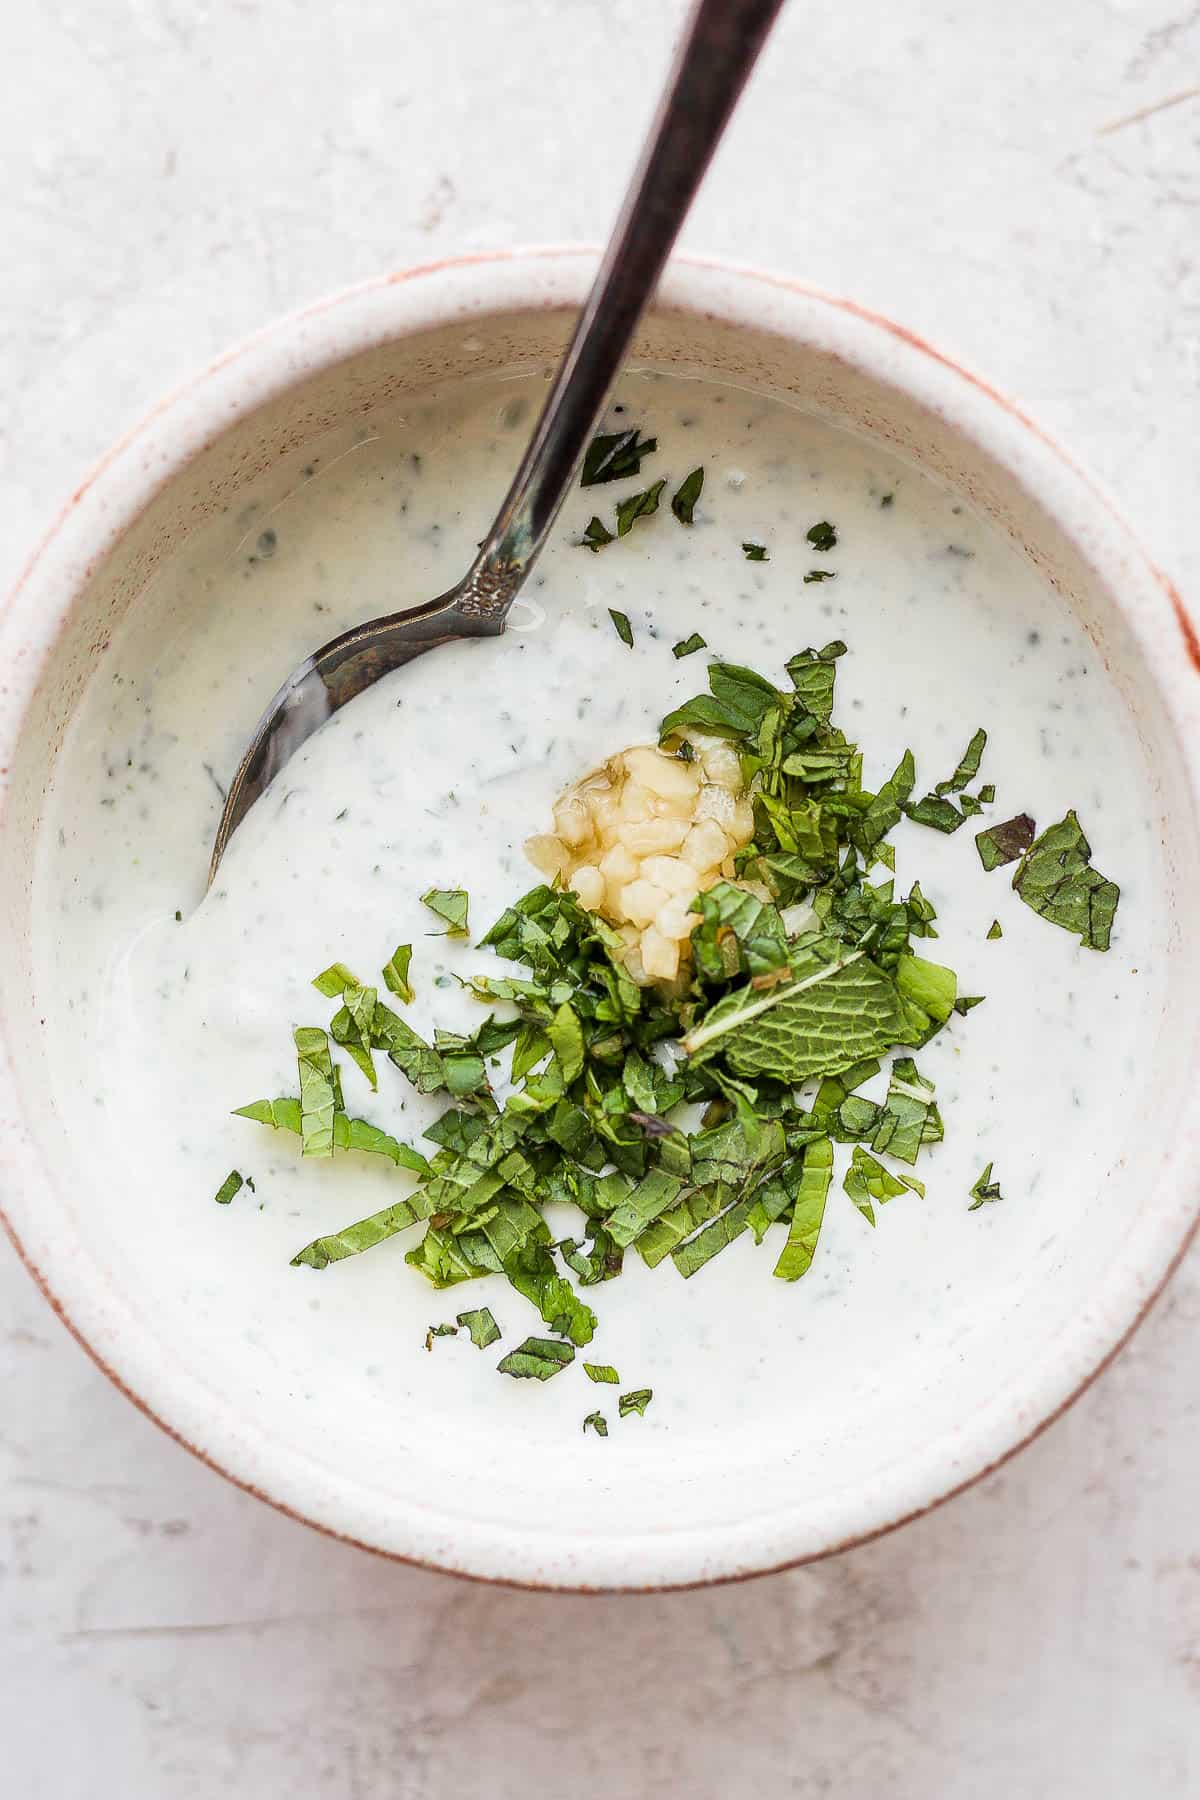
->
[671,466,704,524]
[609,608,634,648]
[618,1389,653,1418]
[214,1170,245,1205]
[581,427,657,486]
[606,1168,685,1248]
[987,919,1003,940]
[689,880,789,982]
[806,520,838,552]
[294,1026,338,1158]
[382,943,415,1002]
[312,961,362,998]
[683,941,909,1082]
[772,1138,833,1281]
[1012,811,1119,949]
[580,515,615,552]
[784,640,846,729]
[456,1307,502,1349]
[968,1162,1003,1208]
[935,728,987,795]
[421,887,469,936]
[503,1241,596,1346]
[742,542,769,561]
[906,794,965,833]
[583,1410,609,1436]
[672,632,707,659]
[497,1336,575,1380]
[870,1057,942,1165]
[976,813,1035,871]
[615,478,666,536]
[803,569,836,584]
[425,1323,458,1351]
[291,1195,432,1269]
[844,1145,922,1225]
[584,1362,620,1384]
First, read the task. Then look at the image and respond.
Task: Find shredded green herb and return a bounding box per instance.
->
[421,888,470,937]
[456,1307,501,1349]
[987,919,1003,940]
[583,1410,609,1436]
[608,609,634,648]
[1012,811,1119,950]
[581,427,657,487]
[382,943,415,1003]
[618,1389,653,1418]
[425,1323,458,1350]
[742,542,769,562]
[671,466,704,524]
[968,1161,1003,1208]
[976,813,1035,871]
[803,570,836,584]
[497,1337,575,1381]
[672,632,707,659]
[615,478,666,537]
[806,520,838,553]
[584,1362,620,1384]
[214,1170,245,1205]
[580,516,615,552]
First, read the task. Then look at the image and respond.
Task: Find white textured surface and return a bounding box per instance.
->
[1,1,1197,1793]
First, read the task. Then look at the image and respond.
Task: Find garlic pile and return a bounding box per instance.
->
[524,739,755,984]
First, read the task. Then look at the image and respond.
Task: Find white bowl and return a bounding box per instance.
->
[2,252,1199,1591]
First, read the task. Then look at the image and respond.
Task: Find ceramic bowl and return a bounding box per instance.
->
[2,252,1198,1590]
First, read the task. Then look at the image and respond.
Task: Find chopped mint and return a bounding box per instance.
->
[583,1411,609,1436]
[214,1170,245,1205]
[671,466,704,524]
[935,728,987,796]
[976,813,1035,871]
[424,1323,458,1351]
[672,632,707,659]
[608,608,634,648]
[580,516,615,552]
[968,1162,1003,1209]
[581,427,657,487]
[772,1137,833,1281]
[615,478,666,537]
[584,1362,620,1384]
[382,943,415,1002]
[497,1337,575,1381]
[1012,811,1119,950]
[803,569,836,583]
[420,888,470,936]
[806,520,838,552]
[294,1026,338,1158]
[987,919,1003,940]
[456,1307,501,1349]
[742,542,769,561]
[618,1389,653,1418]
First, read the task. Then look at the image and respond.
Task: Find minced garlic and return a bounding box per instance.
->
[524,738,755,984]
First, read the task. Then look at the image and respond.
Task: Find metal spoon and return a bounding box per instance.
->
[209,0,785,883]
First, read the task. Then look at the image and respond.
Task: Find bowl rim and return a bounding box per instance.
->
[2,247,1199,1592]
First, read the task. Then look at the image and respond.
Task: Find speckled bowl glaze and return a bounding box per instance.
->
[1,252,1198,1591]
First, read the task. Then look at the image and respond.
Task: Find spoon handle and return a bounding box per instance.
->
[462,0,785,617]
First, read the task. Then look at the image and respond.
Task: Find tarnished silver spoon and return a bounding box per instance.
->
[209,0,785,883]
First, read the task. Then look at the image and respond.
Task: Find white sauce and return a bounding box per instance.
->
[32,369,1165,1444]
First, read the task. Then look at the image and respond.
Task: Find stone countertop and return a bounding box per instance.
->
[1,3,1197,1794]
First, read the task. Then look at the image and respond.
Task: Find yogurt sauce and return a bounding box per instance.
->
[33,368,1164,1440]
